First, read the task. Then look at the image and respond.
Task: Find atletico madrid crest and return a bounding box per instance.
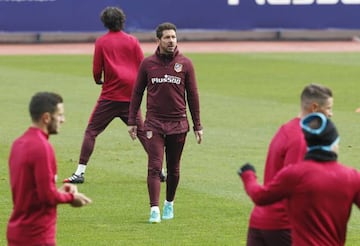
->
[146,131,153,139]
[174,63,183,72]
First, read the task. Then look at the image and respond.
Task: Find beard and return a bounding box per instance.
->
[47,117,59,135]
[166,46,175,53]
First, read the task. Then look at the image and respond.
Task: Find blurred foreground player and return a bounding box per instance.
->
[63,6,147,184]
[244,83,333,246]
[238,112,360,246]
[7,92,91,246]
[128,22,203,223]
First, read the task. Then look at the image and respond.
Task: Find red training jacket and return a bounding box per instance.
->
[242,160,360,246]
[249,117,307,229]
[93,30,144,102]
[7,127,74,245]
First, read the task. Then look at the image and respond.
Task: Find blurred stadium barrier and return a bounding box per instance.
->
[1,0,360,43]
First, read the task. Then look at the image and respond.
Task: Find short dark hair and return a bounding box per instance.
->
[301,83,333,108]
[100,6,126,31]
[29,92,63,122]
[156,22,177,39]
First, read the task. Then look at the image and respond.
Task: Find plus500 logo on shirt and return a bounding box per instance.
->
[151,75,181,85]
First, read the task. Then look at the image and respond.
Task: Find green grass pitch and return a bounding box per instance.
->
[1,52,360,245]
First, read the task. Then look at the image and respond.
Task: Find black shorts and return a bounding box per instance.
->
[247,228,291,246]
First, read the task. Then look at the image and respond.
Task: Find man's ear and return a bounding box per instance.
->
[41,112,51,125]
[310,102,319,112]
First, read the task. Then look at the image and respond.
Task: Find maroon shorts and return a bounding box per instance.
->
[79,99,147,164]
[144,117,189,135]
[88,99,144,131]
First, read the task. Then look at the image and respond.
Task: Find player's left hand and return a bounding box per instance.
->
[71,193,92,207]
[194,130,203,144]
[59,183,78,194]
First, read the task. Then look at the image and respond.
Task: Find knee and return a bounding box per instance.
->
[148,167,161,177]
[85,128,99,138]
[167,167,180,177]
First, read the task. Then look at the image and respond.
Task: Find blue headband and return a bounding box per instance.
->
[300,112,340,152]
[300,112,327,135]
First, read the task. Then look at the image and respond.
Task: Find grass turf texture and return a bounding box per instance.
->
[1,53,360,245]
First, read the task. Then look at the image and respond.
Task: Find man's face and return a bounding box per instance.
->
[315,97,334,118]
[158,29,177,55]
[47,103,65,135]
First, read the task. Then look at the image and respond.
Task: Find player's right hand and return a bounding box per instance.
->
[128,125,138,140]
[237,163,256,176]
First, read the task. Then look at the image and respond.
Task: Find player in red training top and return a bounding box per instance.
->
[7,92,91,246]
[63,6,149,184]
[127,22,203,223]
[238,112,360,246]
[245,83,333,246]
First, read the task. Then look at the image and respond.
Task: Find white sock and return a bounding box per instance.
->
[75,164,86,176]
[151,206,160,213]
[164,200,174,206]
